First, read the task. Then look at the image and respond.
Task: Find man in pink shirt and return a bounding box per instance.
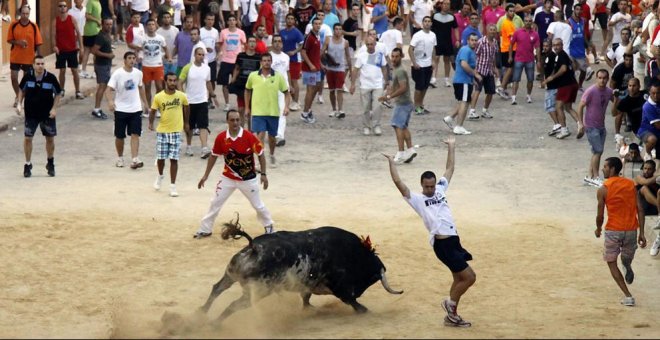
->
[482,0,505,32]
[454,2,471,47]
[218,15,246,111]
[508,14,540,105]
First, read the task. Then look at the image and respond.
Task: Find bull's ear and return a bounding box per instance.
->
[360,235,375,253]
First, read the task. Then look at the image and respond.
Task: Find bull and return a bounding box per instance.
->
[199,215,403,323]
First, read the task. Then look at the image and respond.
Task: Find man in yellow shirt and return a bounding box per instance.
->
[149,72,190,197]
[496,4,522,99]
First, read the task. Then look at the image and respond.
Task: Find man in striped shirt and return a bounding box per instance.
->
[468,24,498,120]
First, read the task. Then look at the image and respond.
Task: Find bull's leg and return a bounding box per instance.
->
[341,298,368,314]
[215,291,252,324]
[200,274,236,313]
[301,292,313,308]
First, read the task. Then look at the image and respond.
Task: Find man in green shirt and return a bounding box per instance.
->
[81,0,102,79]
[245,53,290,168]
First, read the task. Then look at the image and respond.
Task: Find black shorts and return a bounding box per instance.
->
[189,102,209,129]
[433,236,473,273]
[83,35,97,48]
[474,73,495,94]
[10,63,32,72]
[501,51,515,68]
[55,50,80,69]
[217,62,235,85]
[411,66,433,91]
[435,41,454,57]
[595,12,608,31]
[208,60,218,83]
[24,116,57,137]
[114,110,142,138]
[453,83,473,102]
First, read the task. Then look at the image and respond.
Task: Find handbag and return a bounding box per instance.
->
[241,0,253,27]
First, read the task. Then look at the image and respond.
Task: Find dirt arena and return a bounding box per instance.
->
[2,73,660,338]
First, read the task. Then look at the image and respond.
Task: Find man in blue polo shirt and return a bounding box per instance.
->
[443,33,481,135]
[460,12,482,45]
[637,82,660,161]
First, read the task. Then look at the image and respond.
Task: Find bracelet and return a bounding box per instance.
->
[261,173,267,176]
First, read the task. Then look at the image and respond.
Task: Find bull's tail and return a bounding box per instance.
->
[220,213,254,246]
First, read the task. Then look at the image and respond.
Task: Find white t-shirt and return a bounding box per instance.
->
[606,43,628,66]
[163,0,185,26]
[190,41,209,65]
[128,24,146,59]
[128,0,150,12]
[270,51,290,83]
[68,6,86,36]
[108,67,144,113]
[379,29,403,57]
[409,30,436,67]
[410,0,433,27]
[404,177,458,246]
[546,21,572,52]
[157,25,179,63]
[201,26,220,63]
[354,49,387,89]
[221,0,241,11]
[305,23,333,45]
[240,0,263,22]
[182,63,211,104]
[357,42,388,59]
[142,34,167,67]
[610,12,632,45]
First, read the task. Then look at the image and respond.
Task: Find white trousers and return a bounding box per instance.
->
[360,88,383,129]
[277,91,286,139]
[198,175,273,234]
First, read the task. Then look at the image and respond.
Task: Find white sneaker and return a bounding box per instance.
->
[549,124,561,136]
[443,116,455,129]
[329,110,336,117]
[430,77,437,85]
[156,110,161,118]
[453,126,472,135]
[615,133,624,151]
[511,96,517,105]
[526,95,532,103]
[496,87,510,99]
[481,109,493,119]
[444,78,451,87]
[154,175,164,190]
[556,128,571,139]
[393,151,405,164]
[185,145,194,156]
[620,296,635,307]
[169,184,179,197]
[317,94,324,104]
[404,147,417,163]
[468,109,480,120]
[223,104,231,112]
[200,147,211,159]
[363,127,371,135]
[289,101,301,111]
[650,235,660,256]
[373,126,382,136]
[343,84,349,93]
[264,225,275,234]
[115,158,124,168]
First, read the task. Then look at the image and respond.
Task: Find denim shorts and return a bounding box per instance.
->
[251,115,279,137]
[586,127,606,154]
[391,103,414,129]
[302,71,321,86]
[156,132,182,160]
[544,89,557,113]
[512,61,535,83]
[24,117,56,137]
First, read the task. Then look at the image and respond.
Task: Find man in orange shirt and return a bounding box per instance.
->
[6,5,42,107]
[495,4,521,99]
[596,157,647,307]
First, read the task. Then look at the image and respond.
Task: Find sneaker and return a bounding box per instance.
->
[615,133,624,150]
[185,145,194,156]
[46,161,55,177]
[154,175,164,190]
[300,112,316,124]
[264,225,275,234]
[496,87,510,99]
[430,77,437,86]
[80,71,91,79]
[289,101,300,111]
[343,84,349,93]
[201,147,211,159]
[444,78,451,87]
[336,111,346,119]
[468,112,480,120]
[441,299,458,322]
[270,154,277,168]
[404,148,417,163]
[373,126,382,136]
[481,109,493,119]
[193,128,200,136]
[548,125,561,136]
[591,178,603,187]
[276,138,286,147]
[576,126,585,139]
[623,263,634,284]
[526,95,532,103]
[415,106,425,115]
[91,110,108,119]
[208,102,216,110]
[2,14,11,22]
[621,296,635,306]
[61,89,66,98]
[443,315,472,328]
[453,126,472,135]
[363,127,371,135]
[223,104,231,112]
[130,158,144,169]
[23,163,32,178]
[393,151,405,164]
[382,100,393,109]
[511,97,517,105]
[443,116,455,129]
[193,232,212,239]
[316,94,324,104]
[169,184,179,197]
[585,68,595,81]
[650,235,660,256]
[75,91,85,99]
[328,111,336,117]
[116,158,124,168]
[141,110,149,118]
[156,110,161,118]
[583,176,595,186]
[556,129,571,139]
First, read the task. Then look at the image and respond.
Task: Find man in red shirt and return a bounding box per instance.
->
[254,0,275,35]
[194,109,275,239]
[53,0,84,100]
[300,17,322,124]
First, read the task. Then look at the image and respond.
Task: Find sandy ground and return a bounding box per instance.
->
[2,52,660,339]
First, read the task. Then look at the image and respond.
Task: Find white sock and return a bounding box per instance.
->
[94,108,100,112]
[511,95,516,102]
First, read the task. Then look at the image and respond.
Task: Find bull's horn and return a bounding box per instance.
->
[380,268,403,295]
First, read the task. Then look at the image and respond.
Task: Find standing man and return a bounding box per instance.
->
[577,69,614,186]
[541,38,562,136]
[611,53,635,145]
[245,53,290,166]
[351,37,388,136]
[91,18,115,120]
[193,110,275,239]
[595,157,646,306]
[149,73,190,197]
[7,5,42,107]
[16,55,61,178]
[568,4,595,90]
[270,35,293,146]
[496,4,522,99]
[218,15,246,112]
[443,33,482,135]
[542,38,579,139]
[468,24,498,120]
[384,136,476,328]
[54,0,84,100]
[230,36,262,128]
[534,0,554,43]
[324,24,351,119]
[81,0,102,79]
[106,51,149,169]
[281,13,305,112]
[200,13,220,108]
[408,16,436,116]
[172,15,194,75]
[617,78,646,137]
[157,12,180,76]
[142,19,170,113]
[431,0,458,88]
[609,0,631,51]
[300,18,323,124]
[508,14,540,105]
[371,0,390,37]
[460,12,482,46]
[409,0,433,36]
[379,47,417,164]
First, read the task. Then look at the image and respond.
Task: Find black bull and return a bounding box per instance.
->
[200,220,403,323]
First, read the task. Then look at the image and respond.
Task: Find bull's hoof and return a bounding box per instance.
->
[353,304,368,314]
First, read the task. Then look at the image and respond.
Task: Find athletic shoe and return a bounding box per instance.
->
[650,235,660,256]
[373,126,382,136]
[46,161,55,177]
[430,77,437,86]
[328,111,336,117]
[276,138,286,147]
[343,84,349,93]
[511,98,517,105]
[80,71,91,79]
[185,145,194,156]
[156,110,161,118]
[154,175,164,190]
[556,129,571,139]
[336,111,346,119]
[441,299,458,322]
[526,95,532,103]
[585,68,595,81]
[621,296,635,306]
[404,148,417,163]
[393,151,405,164]
[270,154,277,168]
[169,184,179,197]
[301,112,316,124]
[548,125,561,136]
[116,158,124,168]
[443,116,455,129]
[591,178,603,187]
[130,158,144,169]
[623,263,634,284]
[615,133,624,151]
[481,109,493,119]
[23,163,32,178]
[264,225,275,234]
[75,91,85,99]
[363,127,371,135]
[201,147,211,159]
[141,110,149,118]
[208,102,216,110]
[289,101,300,111]
[453,126,472,135]
[2,14,11,22]
[91,110,108,119]
[382,100,393,108]
[576,126,585,139]
[467,111,480,120]
[223,104,231,112]
[583,176,595,186]
[61,89,66,98]
[496,87,510,99]
[443,316,472,328]
[193,128,200,136]
[444,78,451,87]
[193,232,212,239]
[316,94,324,104]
